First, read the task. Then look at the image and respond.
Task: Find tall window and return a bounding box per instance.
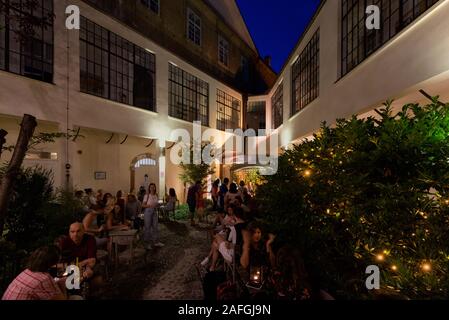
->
[0,0,53,82]
[218,35,229,67]
[80,17,156,111]
[169,63,209,125]
[240,55,250,84]
[247,101,266,131]
[272,83,283,129]
[141,0,160,14]
[292,29,319,116]
[341,0,439,76]
[216,89,241,131]
[187,8,201,46]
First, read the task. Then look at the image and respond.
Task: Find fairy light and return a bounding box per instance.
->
[422,263,432,272]
[391,265,398,271]
[376,254,385,262]
[304,170,312,177]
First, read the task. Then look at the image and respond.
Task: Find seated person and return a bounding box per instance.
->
[2,246,67,300]
[270,245,314,300]
[201,207,247,271]
[59,222,97,281]
[213,204,238,232]
[240,222,276,275]
[104,197,130,232]
[125,193,142,229]
[82,210,108,249]
[234,196,251,214]
[165,188,177,212]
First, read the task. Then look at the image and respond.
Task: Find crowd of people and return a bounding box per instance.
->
[1,178,327,301]
[1,183,176,300]
[195,178,330,301]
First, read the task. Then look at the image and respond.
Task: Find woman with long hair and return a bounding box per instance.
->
[142,183,164,250]
[240,222,276,270]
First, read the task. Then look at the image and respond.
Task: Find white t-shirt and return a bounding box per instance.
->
[143,194,159,208]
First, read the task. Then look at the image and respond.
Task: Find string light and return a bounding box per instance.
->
[391,265,398,271]
[376,254,385,262]
[304,170,312,177]
[422,263,432,272]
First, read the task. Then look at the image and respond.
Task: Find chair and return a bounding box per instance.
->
[96,249,109,280]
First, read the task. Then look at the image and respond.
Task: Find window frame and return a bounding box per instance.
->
[271,83,284,130]
[168,63,209,126]
[218,34,230,67]
[216,89,242,131]
[187,7,202,46]
[341,0,439,77]
[291,29,320,117]
[80,16,156,112]
[0,0,54,83]
[140,0,160,15]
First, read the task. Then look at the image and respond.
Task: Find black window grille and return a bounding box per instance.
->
[291,29,320,116]
[169,63,209,125]
[80,16,156,111]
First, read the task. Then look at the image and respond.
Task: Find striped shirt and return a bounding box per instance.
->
[2,269,63,300]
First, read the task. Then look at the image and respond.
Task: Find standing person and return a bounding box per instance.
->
[142,183,164,250]
[224,183,240,211]
[138,186,146,203]
[219,178,229,213]
[211,179,220,212]
[187,181,201,226]
[238,181,247,196]
[196,185,206,222]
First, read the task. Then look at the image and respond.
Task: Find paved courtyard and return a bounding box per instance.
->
[96,220,211,300]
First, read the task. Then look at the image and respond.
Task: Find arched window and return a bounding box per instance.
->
[134,158,157,168]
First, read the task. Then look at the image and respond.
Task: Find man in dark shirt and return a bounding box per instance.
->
[219,178,229,212]
[187,181,201,226]
[59,222,97,280]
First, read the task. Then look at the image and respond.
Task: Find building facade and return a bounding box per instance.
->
[259,0,449,150]
[2,0,448,200]
[0,0,275,201]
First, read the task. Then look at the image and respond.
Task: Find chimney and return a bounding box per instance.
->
[263,55,272,67]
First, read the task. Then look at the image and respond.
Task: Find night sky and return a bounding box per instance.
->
[236,0,322,73]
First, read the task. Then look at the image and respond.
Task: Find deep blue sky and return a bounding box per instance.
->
[236,0,322,73]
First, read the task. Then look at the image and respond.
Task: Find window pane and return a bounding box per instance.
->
[291,29,319,116]
[79,16,156,110]
[169,64,209,125]
[341,0,437,76]
[216,89,241,131]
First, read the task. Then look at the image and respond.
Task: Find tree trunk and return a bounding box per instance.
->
[0,129,7,159]
[0,115,37,235]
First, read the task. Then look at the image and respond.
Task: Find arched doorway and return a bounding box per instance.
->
[130,153,158,193]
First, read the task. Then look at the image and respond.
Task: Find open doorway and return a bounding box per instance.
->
[130,154,158,198]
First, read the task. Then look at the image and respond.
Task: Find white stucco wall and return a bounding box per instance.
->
[0,0,244,194]
[262,0,449,147]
